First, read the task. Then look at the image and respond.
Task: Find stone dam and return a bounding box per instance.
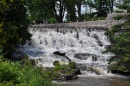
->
[30,12,127,31]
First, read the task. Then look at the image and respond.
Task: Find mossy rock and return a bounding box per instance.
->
[53,60,60,66]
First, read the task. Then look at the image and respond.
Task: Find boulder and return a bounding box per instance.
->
[90,67,106,75]
[53,51,66,56]
[97,40,103,46]
[54,72,78,81]
[73,69,81,75]
[60,74,78,80]
[53,60,60,66]
[93,34,98,40]
[92,56,97,61]
[105,45,111,49]
[65,74,73,80]
[93,34,103,46]
[74,53,98,60]
[76,63,93,72]
[53,51,71,61]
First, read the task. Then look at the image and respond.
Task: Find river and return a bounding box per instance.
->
[18,27,130,86]
[54,75,130,86]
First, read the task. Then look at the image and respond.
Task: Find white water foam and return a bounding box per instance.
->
[18,27,113,75]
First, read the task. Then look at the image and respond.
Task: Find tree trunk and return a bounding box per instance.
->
[57,17,63,23]
[76,0,82,22]
[51,0,65,23]
[77,4,81,22]
[98,0,103,16]
[110,0,114,13]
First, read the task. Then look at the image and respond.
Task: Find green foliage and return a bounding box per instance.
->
[46,63,76,79]
[75,0,86,21]
[116,0,130,12]
[105,8,130,73]
[0,45,3,55]
[65,0,76,22]
[27,0,66,23]
[86,0,114,17]
[48,17,57,23]
[99,17,105,20]
[114,15,126,20]
[106,29,130,72]
[0,57,54,86]
[0,0,31,58]
[69,61,76,69]
[84,13,105,21]
[27,0,55,24]
[92,17,105,21]
[85,14,92,21]
[54,64,69,71]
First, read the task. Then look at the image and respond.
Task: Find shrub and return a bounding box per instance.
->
[85,15,92,21]
[69,61,76,69]
[0,56,55,86]
[114,15,125,20]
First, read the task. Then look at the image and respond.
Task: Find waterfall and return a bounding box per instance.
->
[18,27,113,75]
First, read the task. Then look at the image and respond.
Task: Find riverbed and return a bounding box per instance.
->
[53,75,130,86]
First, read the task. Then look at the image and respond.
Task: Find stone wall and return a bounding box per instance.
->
[30,12,127,30]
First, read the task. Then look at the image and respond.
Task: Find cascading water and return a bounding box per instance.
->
[18,27,113,75]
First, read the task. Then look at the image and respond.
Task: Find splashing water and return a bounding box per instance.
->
[18,27,113,75]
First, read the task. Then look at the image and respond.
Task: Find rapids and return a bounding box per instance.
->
[18,27,113,75]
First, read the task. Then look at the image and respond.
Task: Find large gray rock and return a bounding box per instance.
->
[105,45,111,49]
[53,51,71,61]
[90,67,106,75]
[74,53,98,61]
[73,69,81,75]
[53,51,66,56]
[57,74,78,80]
[76,63,106,75]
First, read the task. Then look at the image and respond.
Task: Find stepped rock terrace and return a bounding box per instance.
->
[30,20,124,30]
[30,12,127,30]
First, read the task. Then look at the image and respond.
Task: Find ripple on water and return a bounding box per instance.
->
[53,75,130,86]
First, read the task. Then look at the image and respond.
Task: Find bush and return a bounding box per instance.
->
[69,61,76,69]
[92,17,105,21]
[114,15,125,20]
[85,15,92,21]
[54,64,70,71]
[48,17,57,23]
[0,56,55,86]
[105,16,130,74]
[49,62,77,79]
[99,17,105,20]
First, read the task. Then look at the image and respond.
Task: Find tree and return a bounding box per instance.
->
[65,0,76,22]
[0,0,30,58]
[75,0,86,22]
[116,0,130,12]
[27,0,67,23]
[0,0,9,56]
[56,0,66,23]
[44,0,66,23]
[98,0,108,16]
[86,0,115,17]
[26,0,56,24]
[107,0,115,13]
[105,0,130,74]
